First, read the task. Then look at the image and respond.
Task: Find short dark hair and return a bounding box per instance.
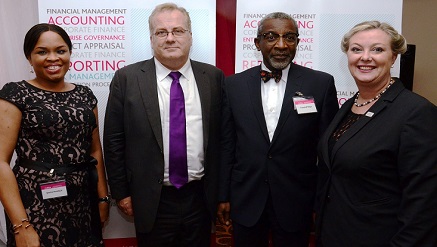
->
[23,23,72,59]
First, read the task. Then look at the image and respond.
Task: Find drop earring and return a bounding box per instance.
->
[30,66,34,73]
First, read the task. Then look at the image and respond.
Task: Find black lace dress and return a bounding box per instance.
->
[0,80,103,247]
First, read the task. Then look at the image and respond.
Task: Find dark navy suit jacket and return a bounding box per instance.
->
[219,63,338,232]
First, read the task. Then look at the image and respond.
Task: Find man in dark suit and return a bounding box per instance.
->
[217,12,338,247]
[103,3,224,246]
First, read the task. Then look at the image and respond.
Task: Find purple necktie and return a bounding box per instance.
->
[169,71,188,189]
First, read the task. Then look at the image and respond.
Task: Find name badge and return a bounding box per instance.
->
[293,96,317,114]
[40,180,68,200]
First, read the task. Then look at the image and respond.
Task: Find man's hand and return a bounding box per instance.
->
[217,202,231,226]
[117,196,134,216]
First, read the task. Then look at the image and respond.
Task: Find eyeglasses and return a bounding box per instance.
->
[259,32,299,44]
[154,29,190,38]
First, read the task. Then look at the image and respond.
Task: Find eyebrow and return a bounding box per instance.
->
[34,45,68,49]
[155,26,186,30]
[350,42,387,46]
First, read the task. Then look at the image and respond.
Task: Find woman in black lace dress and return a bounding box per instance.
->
[0,24,109,246]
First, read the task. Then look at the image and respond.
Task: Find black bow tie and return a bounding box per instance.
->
[260,70,282,83]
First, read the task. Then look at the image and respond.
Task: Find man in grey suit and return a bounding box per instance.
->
[103,3,224,246]
[217,12,338,247]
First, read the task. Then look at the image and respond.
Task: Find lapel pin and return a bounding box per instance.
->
[365,111,374,117]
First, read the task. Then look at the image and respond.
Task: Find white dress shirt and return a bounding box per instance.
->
[155,58,204,185]
[260,63,290,141]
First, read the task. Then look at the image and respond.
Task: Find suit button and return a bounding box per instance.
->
[158,179,163,184]
[264,179,269,184]
[268,154,272,159]
[326,195,331,202]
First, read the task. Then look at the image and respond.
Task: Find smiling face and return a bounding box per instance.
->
[254,18,299,71]
[28,31,71,84]
[150,9,192,70]
[347,29,397,89]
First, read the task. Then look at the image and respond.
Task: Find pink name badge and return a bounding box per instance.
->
[40,180,68,200]
[293,97,317,114]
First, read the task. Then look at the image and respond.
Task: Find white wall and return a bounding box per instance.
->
[0,1,38,244]
[0,1,38,85]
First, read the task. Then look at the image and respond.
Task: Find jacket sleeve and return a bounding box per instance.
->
[218,77,236,202]
[392,101,437,246]
[103,69,130,201]
[318,75,339,139]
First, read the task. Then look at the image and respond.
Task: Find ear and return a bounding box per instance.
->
[254,37,261,51]
[391,54,398,65]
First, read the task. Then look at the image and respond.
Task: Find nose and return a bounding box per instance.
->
[165,32,176,42]
[274,36,287,48]
[360,51,372,61]
[47,52,59,61]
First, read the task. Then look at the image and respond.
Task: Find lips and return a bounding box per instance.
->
[272,53,289,59]
[357,65,375,71]
[46,65,62,73]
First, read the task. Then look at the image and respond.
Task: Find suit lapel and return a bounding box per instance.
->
[271,64,303,145]
[330,79,405,164]
[247,66,270,142]
[137,59,164,151]
[330,99,387,164]
[191,61,211,152]
[319,99,352,169]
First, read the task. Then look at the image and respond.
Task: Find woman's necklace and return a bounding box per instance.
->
[354,78,394,107]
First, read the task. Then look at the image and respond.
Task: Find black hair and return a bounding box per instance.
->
[23,23,72,59]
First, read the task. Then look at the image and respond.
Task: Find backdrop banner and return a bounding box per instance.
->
[33,0,402,246]
[38,1,216,246]
[235,0,402,105]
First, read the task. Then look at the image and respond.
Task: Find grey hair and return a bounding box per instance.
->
[257,12,299,35]
[148,2,191,35]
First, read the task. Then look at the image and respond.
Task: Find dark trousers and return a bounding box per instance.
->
[136,180,211,247]
[233,195,310,247]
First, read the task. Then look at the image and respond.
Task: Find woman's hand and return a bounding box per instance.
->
[99,201,110,227]
[14,224,40,247]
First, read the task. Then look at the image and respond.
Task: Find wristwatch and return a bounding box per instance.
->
[98,195,111,204]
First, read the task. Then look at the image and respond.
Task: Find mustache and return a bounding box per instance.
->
[271,52,290,56]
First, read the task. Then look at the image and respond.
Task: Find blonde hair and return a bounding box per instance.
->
[341,20,407,55]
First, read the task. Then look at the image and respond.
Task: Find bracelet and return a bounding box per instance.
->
[14,224,32,235]
[13,218,32,234]
[12,224,22,231]
[12,218,29,230]
[98,195,111,204]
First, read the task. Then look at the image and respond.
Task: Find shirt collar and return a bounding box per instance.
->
[154,57,192,82]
